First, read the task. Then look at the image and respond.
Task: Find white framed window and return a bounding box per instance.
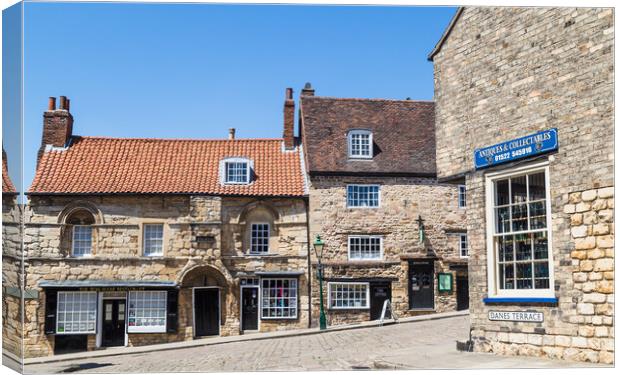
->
[348,130,373,158]
[220,157,252,185]
[127,291,167,333]
[485,163,554,298]
[459,234,468,258]
[458,185,466,208]
[347,185,380,208]
[56,291,97,334]
[328,282,370,309]
[72,225,92,257]
[348,235,383,260]
[261,278,297,319]
[250,223,270,254]
[143,224,164,256]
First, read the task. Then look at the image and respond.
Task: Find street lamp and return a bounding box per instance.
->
[313,235,327,330]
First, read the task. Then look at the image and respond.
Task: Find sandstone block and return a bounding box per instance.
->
[575,202,591,212]
[598,209,613,223]
[596,235,613,248]
[591,199,607,211]
[575,237,596,250]
[597,187,614,199]
[581,189,597,202]
[555,335,571,347]
[570,213,583,226]
[570,225,588,238]
[592,223,609,235]
[583,211,598,224]
[577,303,594,315]
[594,327,608,337]
[578,326,595,337]
[568,192,582,203]
[572,336,588,348]
[571,251,587,260]
[594,258,614,271]
[587,249,605,259]
[563,204,576,214]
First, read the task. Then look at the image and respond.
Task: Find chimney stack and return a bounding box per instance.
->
[283,88,295,150]
[38,96,74,165]
[229,128,236,140]
[301,82,315,97]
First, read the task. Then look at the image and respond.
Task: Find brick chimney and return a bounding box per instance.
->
[38,96,74,164]
[301,82,315,97]
[283,88,295,149]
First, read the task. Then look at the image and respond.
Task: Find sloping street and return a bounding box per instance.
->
[24,315,592,373]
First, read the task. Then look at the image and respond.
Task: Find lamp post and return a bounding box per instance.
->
[313,235,327,330]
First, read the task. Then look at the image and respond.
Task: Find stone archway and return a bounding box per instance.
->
[177,262,237,338]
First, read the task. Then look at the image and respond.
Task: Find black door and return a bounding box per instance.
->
[409,260,435,309]
[241,287,259,331]
[194,288,219,336]
[370,283,392,320]
[456,277,470,311]
[102,299,126,347]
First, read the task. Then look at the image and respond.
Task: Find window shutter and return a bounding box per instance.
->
[166,289,178,333]
[44,290,58,334]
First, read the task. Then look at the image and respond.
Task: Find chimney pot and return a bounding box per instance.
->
[66,98,70,112]
[301,82,315,97]
[286,88,293,100]
[48,97,56,111]
[59,96,67,110]
[229,128,235,140]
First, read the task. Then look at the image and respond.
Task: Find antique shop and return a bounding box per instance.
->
[430,7,613,363]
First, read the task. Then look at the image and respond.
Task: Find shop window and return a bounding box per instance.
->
[250,223,270,254]
[143,224,164,256]
[56,291,97,334]
[328,282,369,309]
[260,278,297,319]
[458,185,466,208]
[348,235,382,260]
[127,291,167,333]
[347,185,380,208]
[348,130,373,158]
[486,164,553,298]
[459,234,468,258]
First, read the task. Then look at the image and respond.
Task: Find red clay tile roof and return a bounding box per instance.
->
[300,96,436,175]
[29,137,306,196]
[2,149,17,194]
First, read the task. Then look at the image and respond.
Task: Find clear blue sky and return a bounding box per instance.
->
[12,2,457,191]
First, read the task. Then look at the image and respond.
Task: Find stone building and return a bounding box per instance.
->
[298,85,468,326]
[430,7,613,363]
[2,149,23,360]
[20,94,310,357]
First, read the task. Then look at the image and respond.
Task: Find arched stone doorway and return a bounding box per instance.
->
[179,264,235,338]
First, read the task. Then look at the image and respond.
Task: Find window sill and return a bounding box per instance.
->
[483,297,558,305]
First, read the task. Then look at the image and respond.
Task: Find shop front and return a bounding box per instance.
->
[40,280,178,354]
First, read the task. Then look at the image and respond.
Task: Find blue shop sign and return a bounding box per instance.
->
[474,128,558,169]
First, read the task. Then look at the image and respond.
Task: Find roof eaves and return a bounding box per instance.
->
[427,7,464,61]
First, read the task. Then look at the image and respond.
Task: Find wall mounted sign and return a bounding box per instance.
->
[438,273,453,292]
[474,128,558,169]
[488,310,544,323]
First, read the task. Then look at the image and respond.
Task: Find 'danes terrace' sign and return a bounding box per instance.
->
[474,128,558,169]
[488,311,544,323]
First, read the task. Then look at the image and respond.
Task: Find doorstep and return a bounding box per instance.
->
[23,310,468,365]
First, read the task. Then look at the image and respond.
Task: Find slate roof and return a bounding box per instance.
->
[29,136,306,196]
[2,149,17,194]
[300,96,436,176]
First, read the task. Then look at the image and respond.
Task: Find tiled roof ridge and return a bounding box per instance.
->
[301,96,435,104]
[75,136,286,142]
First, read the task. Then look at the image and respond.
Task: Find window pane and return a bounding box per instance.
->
[533,231,548,260]
[534,262,550,289]
[516,263,533,289]
[144,224,164,256]
[495,179,510,206]
[529,201,546,229]
[511,204,528,232]
[511,175,527,204]
[72,226,92,257]
[496,206,510,233]
[528,172,546,201]
[514,233,532,261]
[498,235,514,262]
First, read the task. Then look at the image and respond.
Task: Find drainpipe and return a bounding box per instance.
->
[304,197,312,329]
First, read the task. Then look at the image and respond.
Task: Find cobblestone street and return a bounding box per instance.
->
[24,316,591,373]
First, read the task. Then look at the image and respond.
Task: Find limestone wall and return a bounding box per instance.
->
[308,176,466,324]
[2,195,23,359]
[432,7,614,364]
[22,194,309,358]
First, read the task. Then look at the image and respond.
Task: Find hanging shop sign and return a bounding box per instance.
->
[474,128,558,169]
[488,310,544,323]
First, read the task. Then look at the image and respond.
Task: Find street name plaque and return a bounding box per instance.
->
[488,311,544,323]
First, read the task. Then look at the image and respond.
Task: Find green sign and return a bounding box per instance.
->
[438,273,453,293]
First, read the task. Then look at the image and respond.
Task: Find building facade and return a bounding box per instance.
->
[299,85,468,325]
[430,7,614,363]
[20,95,311,357]
[2,150,23,360]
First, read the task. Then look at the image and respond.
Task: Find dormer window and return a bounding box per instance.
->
[348,130,373,159]
[221,157,252,185]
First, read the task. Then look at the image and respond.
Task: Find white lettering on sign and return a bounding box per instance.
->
[488,311,544,323]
